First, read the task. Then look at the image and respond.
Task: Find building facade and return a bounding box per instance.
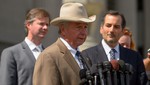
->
[0,0,150,57]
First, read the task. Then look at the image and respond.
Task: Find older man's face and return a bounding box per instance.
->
[61,22,88,49]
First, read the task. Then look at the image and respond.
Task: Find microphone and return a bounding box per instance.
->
[89,64,99,85]
[103,61,112,85]
[124,63,133,85]
[86,70,93,85]
[79,68,94,85]
[118,60,125,85]
[110,60,119,85]
[79,69,87,79]
[110,60,119,70]
[79,69,88,85]
[97,62,105,85]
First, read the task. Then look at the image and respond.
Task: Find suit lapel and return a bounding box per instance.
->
[56,39,80,76]
[21,41,36,62]
[97,43,109,62]
[63,51,80,75]
[119,45,128,62]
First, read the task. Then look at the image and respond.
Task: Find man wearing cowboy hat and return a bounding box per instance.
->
[33,2,96,85]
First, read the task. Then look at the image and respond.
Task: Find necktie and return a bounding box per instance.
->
[34,47,41,59]
[109,49,116,60]
[76,51,84,69]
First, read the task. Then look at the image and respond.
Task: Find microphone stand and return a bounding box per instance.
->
[103,61,112,85]
[118,60,125,85]
[86,70,93,85]
[110,60,119,85]
[112,70,118,85]
[125,63,133,85]
[94,75,97,85]
[97,63,105,85]
[119,70,125,85]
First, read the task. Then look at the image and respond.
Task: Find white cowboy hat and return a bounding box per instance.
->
[50,2,96,26]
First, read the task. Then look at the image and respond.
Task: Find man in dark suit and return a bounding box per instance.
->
[33,2,96,85]
[81,10,148,85]
[0,8,51,85]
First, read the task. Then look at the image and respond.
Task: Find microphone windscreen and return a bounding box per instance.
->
[97,62,103,69]
[79,69,87,79]
[110,60,119,70]
[103,61,112,69]
[125,63,134,74]
[118,60,125,71]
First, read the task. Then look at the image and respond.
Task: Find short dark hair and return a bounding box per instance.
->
[101,10,126,28]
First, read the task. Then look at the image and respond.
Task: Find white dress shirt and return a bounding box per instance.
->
[25,37,43,60]
[101,39,120,61]
[60,37,83,69]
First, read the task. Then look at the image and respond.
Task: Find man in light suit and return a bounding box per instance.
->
[0,8,51,85]
[33,2,96,85]
[81,10,148,85]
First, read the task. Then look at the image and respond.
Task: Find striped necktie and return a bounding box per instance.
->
[76,51,84,69]
[110,49,116,60]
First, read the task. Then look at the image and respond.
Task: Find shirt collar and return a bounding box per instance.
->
[102,39,119,55]
[25,37,43,51]
[60,37,79,56]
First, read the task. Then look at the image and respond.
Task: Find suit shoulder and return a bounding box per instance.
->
[121,47,142,59]
[82,45,98,52]
[123,47,139,54]
[2,42,22,53]
[39,42,63,59]
[1,43,23,61]
[81,45,99,57]
[43,42,59,53]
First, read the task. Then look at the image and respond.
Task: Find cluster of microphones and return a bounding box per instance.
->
[79,60,134,85]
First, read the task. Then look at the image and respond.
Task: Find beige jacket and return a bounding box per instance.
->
[33,38,81,85]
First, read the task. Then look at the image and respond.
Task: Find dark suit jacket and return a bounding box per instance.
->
[0,41,36,85]
[33,38,81,85]
[81,43,148,85]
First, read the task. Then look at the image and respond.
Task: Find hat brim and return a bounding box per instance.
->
[50,15,96,26]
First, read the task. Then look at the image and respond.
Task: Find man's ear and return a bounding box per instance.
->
[26,22,31,29]
[100,26,103,34]
[59,24,66,36]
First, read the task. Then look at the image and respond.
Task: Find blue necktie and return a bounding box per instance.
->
[76,51,84,69]
[110,49,116,60]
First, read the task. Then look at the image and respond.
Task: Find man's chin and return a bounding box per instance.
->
[107,39,116,44]
[77,41,85,46]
